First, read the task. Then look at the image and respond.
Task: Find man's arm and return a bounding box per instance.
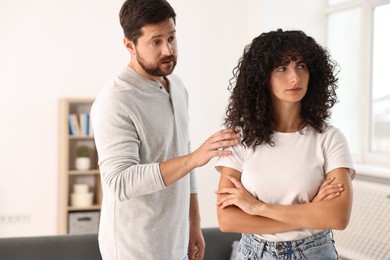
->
[159,129,240,186]
[187,194,205,260]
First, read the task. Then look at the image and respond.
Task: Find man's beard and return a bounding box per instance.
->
[137,54,177,77]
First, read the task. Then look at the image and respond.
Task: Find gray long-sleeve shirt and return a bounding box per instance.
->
[91,66,196,260]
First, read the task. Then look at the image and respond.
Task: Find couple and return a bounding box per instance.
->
[91,0,355,259]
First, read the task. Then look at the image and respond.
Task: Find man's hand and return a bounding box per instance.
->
[188,194,205,260]
[189,128,240,168]
[159,129,240,186]
[188,224,205,260]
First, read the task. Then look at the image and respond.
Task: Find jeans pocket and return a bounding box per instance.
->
[236,240,255,260]
[297,240,338,260]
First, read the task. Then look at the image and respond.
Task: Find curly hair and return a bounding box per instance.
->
[224,29,339,147]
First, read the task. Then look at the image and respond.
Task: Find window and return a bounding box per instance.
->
[326,0,390,169]
[371,3,390,153]
[326,7,361,155]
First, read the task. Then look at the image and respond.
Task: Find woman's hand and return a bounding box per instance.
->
[216,175,344,216]
[216,175,263,216]
[312,177,344,202]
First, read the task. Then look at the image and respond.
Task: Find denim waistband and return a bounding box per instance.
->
[241,230,333,256]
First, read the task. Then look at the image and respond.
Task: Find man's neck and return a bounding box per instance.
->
[128,63,170,92]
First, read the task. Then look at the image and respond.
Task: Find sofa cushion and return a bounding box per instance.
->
[203,228,241,260]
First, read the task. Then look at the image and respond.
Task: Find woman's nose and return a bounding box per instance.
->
[289,68,300,84]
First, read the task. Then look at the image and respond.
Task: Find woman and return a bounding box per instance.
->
[215,29,355,259]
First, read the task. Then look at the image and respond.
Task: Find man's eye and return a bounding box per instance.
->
[152,40,161,46]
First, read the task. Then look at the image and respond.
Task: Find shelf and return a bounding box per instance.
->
[69,135,94,140]
[68,169,100,175]
[58,98,102,235]
[68,205,101,211]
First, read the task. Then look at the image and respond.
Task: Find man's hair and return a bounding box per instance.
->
[119,0,176,44]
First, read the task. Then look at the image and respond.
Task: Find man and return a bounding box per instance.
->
[91,0,239,259]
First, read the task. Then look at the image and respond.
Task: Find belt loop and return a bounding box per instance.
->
[292,240,297,250]
[257,239,266,258]
[329,229,335,241]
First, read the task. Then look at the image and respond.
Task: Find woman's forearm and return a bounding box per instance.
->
[217,205,299,234]
[217,167,353,232]
[256,168,353,230]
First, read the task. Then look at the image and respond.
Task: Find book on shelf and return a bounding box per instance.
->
[68,114,81,135]
[88,116,94,136]
[80,113,89,136]
[68,113,93,136]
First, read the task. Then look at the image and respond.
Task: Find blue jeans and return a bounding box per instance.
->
[236,230,338,260]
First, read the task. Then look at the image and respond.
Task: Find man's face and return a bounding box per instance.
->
[133,18,177,77]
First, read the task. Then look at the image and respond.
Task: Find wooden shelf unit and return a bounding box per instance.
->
[58,98,102,234]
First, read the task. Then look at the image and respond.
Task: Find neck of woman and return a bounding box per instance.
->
[273,103,303,132]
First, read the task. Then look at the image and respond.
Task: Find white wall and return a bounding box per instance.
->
[0,0,325,237]
[178,0,326,229]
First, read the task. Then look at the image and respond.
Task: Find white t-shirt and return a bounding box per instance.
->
[215,125,355,242]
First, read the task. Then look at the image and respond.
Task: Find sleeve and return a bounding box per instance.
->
[323,126,356,179]
[189,142,197,193]
[91,89,166,201]
[215,142,245,174]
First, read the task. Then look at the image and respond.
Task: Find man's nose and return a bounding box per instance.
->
[162,41,174,56]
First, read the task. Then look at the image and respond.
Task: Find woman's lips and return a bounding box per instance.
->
[287,87,302,92]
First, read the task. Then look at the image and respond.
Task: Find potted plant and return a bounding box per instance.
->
[75,146,91,170]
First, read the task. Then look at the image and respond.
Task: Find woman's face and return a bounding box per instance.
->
[269,56,309,105]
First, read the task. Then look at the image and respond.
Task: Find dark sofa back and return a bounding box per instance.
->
[0,228,241,260]
[0,234,101,260]
[203,228,241,260]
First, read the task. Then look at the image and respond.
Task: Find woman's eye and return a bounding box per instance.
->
[276,66,286,72]
[297,63,307,69]
[168,36,176,43]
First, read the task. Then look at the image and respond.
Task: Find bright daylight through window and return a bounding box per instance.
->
[371,3,390,153]
[326,0,390,168]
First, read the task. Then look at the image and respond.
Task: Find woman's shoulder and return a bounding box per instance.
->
[322,125,345,137]
[308,125,349,147]
[306,124,343,136]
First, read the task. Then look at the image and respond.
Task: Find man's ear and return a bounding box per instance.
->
[124,37,136,55]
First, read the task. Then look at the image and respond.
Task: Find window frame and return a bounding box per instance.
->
[325,0,390,175]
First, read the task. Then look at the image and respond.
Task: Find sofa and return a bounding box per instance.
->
[0,227,241,260]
